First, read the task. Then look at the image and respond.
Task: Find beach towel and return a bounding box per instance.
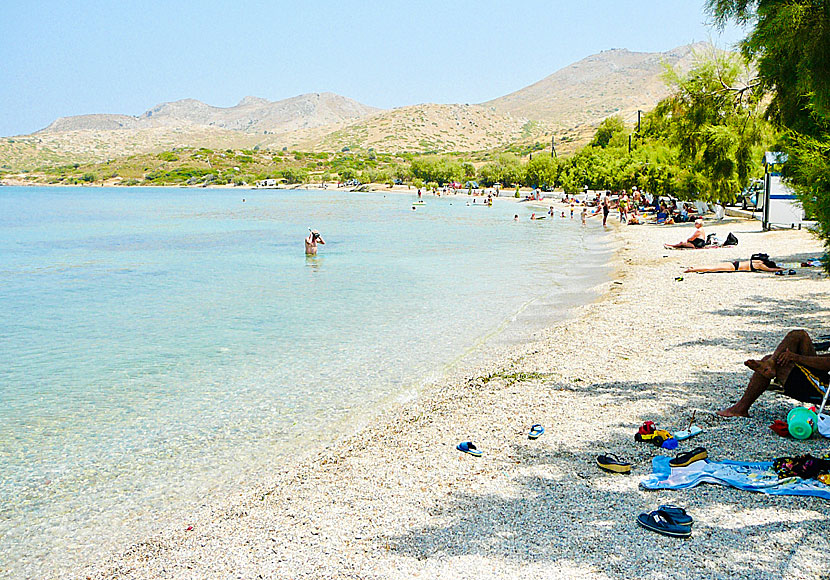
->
[641,456,830,500]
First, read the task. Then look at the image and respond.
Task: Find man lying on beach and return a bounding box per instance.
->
[718,330,830,417]
[664,219,705,249]
[684,253,784,274]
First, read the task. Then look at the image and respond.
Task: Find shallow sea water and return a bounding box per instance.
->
[0,186,612,577]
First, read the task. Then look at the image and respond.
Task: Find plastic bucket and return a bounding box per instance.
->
[787,407,818,439]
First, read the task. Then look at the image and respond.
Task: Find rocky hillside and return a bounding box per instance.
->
[261,103,557,153]
[485,42,711,128]
[38,92,380,135]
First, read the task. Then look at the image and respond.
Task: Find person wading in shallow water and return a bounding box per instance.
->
[305,230,325,255]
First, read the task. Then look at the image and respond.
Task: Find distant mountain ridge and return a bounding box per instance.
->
[39,92,381,135]
[2,42,720,169]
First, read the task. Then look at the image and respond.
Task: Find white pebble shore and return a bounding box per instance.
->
[85,216,829,580]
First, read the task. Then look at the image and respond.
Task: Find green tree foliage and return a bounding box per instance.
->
[708,0,830,257]
[648,51,766,202]
[477,153,524,186]
[524,156,559,189]
[280,167,308,184]
[786,136,830,243]
[409,155,464,184]
[360,168,390,184]
[589,116,627,148]
[707,0,830,135]
[338,167,357,181]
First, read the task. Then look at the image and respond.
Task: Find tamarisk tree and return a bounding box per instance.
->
[707,0,830,258]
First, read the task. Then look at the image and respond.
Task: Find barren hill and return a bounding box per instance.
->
[39,92,380,135]
[485,42,711,127]
[262,103,554,153]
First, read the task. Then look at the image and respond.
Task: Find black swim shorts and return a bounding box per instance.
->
[783,364,829,404]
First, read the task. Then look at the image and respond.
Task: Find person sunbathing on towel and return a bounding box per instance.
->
[664,219,705,249]
[684,253,784,274]
[718,330,830,417]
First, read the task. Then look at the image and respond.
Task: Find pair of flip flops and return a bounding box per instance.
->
[637,505,693,538]
[775,269,797,276]
[669,446,708,468]
[596,454,631,474]
[458,424,545,457]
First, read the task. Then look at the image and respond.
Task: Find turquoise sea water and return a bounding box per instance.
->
[0,186,611,577]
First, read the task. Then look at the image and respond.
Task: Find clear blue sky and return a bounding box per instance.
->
[0,0,746,137]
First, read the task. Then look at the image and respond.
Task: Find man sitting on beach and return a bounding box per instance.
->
[664,219,705,249]
[718,330,830,417]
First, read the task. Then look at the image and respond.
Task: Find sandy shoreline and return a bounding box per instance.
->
[81,216,829,580]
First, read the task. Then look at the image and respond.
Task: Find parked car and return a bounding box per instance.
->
[741,179,764,210]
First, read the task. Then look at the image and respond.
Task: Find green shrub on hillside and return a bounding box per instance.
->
[144,167,211,184]
[280,167,308,184]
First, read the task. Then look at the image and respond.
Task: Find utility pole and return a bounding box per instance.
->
[637,110,642,134]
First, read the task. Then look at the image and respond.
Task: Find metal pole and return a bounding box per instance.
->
[763,168,771,231]
[628,134,632,154]
[551,136,557,158]
[637,110,641,134]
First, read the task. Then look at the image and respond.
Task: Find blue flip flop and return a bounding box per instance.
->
[456,441,482,457]
[528,424,545,440]
[657,505,693,526]
[637,510,692,538]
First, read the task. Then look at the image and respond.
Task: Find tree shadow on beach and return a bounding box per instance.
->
[384,288,830,579]
[386,423,830,580]
[384,371,830,579]
[379,278,830,579]
[673,293,830,353]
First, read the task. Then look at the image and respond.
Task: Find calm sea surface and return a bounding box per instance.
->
[0,186,611,577]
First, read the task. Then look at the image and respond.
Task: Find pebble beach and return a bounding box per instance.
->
[86,214,829,580]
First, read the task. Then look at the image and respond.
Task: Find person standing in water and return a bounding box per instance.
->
[305,230,325,255]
